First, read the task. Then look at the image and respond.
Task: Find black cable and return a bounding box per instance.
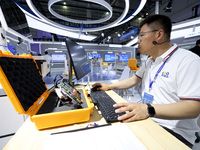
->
[53,74,63,88]
[55,78,62,88]
[53,74,63,83]
[48,85,55,91]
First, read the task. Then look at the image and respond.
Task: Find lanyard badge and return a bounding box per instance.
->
[149,46,178,91]
[143,92,154,104]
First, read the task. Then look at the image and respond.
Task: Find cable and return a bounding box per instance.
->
[54,74,63,88]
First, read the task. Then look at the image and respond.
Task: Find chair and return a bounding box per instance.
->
[111,67,130,97]
[101,58,108,66]
[128,58,140,71]
[102,64,113,79]
[195,116,200,143]
[107,64,112,77]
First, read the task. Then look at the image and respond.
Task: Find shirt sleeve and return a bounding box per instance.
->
[177,58,200,101]
[135,58,151,79]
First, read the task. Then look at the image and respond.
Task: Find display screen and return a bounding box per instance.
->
[88,53,101,59]
[119,54,129,62]
[51,53,66,62]
[104,54,115,62]
[7,45,17,54]
[65,38,91,80]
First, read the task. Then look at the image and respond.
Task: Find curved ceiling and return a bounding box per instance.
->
[1,0,199,45]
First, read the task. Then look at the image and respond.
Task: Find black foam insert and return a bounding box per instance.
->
[0,57,47,111]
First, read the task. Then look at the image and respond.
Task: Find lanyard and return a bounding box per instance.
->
[149,47,178,91]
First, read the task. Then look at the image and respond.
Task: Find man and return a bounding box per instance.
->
[92,15,200,148]
[190,39,200,57]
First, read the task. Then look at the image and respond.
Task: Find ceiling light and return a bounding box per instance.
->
[55,51,63,53]
[117,0,147,26]
[118,33,121,37]
[48,0,113,24]
[20,0,144,33]
[48,48,58,50]
[101,33,104,37]
[109,44,122,48]
[172,17,200,30]
[16,1,96,40]
[63,6,67,9]
[165,0,173,12]
[14,0,147,42]
[108,36,111,39]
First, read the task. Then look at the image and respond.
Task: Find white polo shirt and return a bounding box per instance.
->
[136,44,200,144]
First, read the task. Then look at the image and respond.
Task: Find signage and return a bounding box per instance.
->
[120,28,138,40]
[184,31,200,38]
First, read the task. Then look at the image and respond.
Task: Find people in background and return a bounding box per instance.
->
[44,51,48,55]
[92,56,99,66]
[92,56,97,63]
[92,14,200,148]
[190,39,200,57]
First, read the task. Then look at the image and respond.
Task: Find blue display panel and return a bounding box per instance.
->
[119,54,129,62]
[51,53,66,62]
[88,53,101,59]
[7,45,17,54]
[104,54,115,62]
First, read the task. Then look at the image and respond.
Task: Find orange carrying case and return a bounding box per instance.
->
[0,51,94,130]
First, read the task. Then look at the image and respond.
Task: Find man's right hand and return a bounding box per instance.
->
[92,83,111,91]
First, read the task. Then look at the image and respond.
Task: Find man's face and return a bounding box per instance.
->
[137,24,157,55]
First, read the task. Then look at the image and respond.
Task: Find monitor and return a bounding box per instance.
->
[65,38,91,84]
[51,53,66,62]
[119,54,129,62]
[88,53,101,59]
[104,54,115,62]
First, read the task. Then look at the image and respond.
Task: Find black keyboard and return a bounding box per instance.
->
[90,90,125,123]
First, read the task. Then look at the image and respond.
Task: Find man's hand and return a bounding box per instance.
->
[92,83,111,91]
[113,103,149,122]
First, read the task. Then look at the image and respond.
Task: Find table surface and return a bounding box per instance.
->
[3,90,190,150]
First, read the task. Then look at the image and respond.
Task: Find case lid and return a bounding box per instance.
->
[0,51,47,114]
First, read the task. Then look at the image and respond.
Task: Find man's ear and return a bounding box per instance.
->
[156,29,165,41]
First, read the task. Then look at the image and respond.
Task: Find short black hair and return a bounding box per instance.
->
[196,39,200,46]
[140,14,172,39]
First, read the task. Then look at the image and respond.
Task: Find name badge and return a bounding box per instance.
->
[143,92,154,104]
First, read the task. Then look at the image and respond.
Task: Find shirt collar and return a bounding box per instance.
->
[160,44,178,60]
[151,44,178,63]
